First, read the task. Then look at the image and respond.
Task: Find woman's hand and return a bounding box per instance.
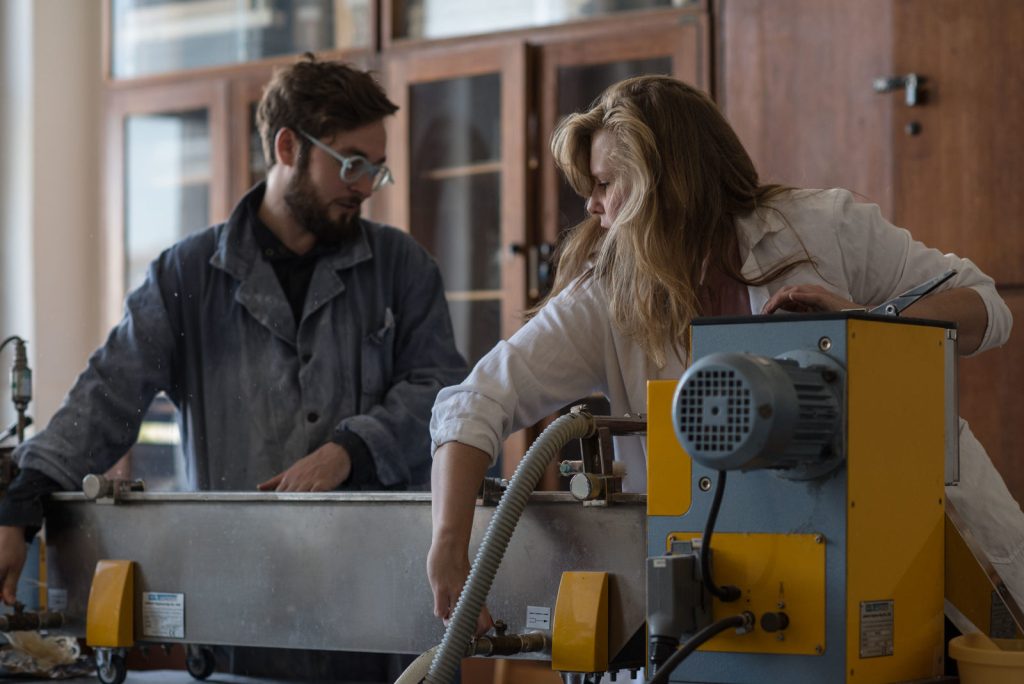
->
[427,537,494,635]
[762,284,860,314]
[429,442,495,636]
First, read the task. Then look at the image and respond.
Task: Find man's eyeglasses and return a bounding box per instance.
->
[297,129,394,191]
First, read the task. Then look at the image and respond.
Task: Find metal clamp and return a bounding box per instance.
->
[561,412,645,506]
[868,269,957,317]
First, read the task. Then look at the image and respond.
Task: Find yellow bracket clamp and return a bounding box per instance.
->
[552,571,609,674]
[86,559,135,648]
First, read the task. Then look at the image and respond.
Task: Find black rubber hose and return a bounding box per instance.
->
[701,470,741,602]
[647,613,753,684]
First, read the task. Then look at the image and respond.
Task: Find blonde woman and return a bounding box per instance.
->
[426,76,1017,631]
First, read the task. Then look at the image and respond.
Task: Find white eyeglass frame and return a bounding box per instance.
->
[297,129,394,191]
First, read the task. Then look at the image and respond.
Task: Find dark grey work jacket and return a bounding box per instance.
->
[15,185,466,491]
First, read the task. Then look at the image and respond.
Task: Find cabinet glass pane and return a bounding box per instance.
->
[556,57,672,233]
[125,109,211,290]
[397,0,680,41]
[111,0,371,79]
[409,74,502,364]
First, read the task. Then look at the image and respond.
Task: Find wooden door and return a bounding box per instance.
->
[718,0,1024,501]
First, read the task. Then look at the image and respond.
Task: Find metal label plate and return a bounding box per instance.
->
[860,599,894,658]
[142,592,185,640]
[526,606,551,630]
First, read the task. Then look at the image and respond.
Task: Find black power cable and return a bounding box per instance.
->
[646,612,754,684]
[702,470,741,602]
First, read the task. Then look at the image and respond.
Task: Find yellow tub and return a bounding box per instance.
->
[949,633,1024,684]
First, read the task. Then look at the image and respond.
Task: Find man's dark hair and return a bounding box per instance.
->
[257,53,399,167]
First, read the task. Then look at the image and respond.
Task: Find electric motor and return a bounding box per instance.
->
[671,352,843,475]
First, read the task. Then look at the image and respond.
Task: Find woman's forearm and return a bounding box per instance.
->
[428,442,494,629]
[903,287,988,355]
[431,442,491,547]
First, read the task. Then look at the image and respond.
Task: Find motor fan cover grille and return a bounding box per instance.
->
[675,367,753,452]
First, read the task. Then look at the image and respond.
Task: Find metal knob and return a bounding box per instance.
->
[760,611,790,632]
[569,473,603,501]
[82,474,145,500]
[82,474,112,500]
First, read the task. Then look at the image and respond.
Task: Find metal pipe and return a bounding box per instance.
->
[471,631,549,657]
[0,606,65,631]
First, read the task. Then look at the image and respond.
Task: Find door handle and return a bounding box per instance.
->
[873,73,926,107]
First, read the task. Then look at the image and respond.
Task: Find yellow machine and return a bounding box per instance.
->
[644,313,950,683]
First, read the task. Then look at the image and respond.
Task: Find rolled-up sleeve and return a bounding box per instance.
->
[430,279,610,466]
[833,189,1012,355]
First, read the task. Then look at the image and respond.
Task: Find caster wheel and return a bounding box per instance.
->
[186,646,216,680]
[96,653,127,684]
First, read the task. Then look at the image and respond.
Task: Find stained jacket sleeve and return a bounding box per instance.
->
[12,259,179,490]
[339,239,467,487]
[831,189,1012,355]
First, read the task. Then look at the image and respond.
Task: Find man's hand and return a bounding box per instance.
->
[257,442,352,492]
[0,526,28,605]
[762,284,860,314]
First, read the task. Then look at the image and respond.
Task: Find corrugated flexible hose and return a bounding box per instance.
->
[424,412,596,684]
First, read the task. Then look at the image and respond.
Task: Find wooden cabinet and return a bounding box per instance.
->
[718,0,1024,502]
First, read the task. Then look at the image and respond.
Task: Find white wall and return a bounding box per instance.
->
[0,0,104,432]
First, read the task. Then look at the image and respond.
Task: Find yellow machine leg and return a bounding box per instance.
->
[86,559,136,648]
[551,571,609,675]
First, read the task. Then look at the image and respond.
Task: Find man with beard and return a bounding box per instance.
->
[0,56,466,680]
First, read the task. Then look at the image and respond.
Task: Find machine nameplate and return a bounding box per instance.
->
[142,592,185,640]
[526,606,551,630]
[859,599,894,658]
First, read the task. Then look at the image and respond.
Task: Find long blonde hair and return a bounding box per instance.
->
[542,76,803,366]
